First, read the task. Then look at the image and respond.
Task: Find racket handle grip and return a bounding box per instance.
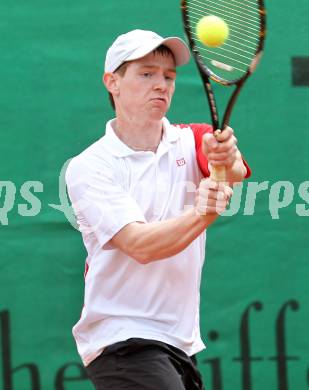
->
[210,165,227,182]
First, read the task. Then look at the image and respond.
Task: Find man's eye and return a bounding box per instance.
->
[143,72,152,77]
[165,75,175,81]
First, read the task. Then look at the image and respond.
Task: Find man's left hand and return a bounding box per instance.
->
[202,126,239,168]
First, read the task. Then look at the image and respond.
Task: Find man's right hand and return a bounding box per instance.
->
[195,178,233,216]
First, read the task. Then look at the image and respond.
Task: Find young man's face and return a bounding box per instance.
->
[114,51,176,121]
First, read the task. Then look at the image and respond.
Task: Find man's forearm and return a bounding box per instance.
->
[110,208,217,264]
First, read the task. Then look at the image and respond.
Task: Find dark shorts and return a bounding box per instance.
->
[85,338,205,390]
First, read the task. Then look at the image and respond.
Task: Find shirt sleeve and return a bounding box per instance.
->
[176,123,251,178]
[65,157,146,248]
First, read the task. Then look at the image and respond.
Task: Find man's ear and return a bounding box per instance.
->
[103,73,120,96]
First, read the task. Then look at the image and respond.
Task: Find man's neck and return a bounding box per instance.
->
[113,116,164,153]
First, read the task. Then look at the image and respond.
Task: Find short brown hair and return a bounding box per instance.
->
[108,45,175,110]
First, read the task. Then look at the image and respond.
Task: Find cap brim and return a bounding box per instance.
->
[160,37,191,66]
[126,36,190,67]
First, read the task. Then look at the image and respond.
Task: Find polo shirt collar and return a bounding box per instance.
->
[103,117,180,157]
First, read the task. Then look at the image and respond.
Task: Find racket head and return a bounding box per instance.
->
[182,0,266,86]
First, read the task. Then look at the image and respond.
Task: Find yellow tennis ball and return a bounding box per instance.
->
[196,15,229,47]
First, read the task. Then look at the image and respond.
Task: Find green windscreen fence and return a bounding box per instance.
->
[1,1,309,389]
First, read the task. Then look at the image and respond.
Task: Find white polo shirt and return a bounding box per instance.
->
[65,117,207,367]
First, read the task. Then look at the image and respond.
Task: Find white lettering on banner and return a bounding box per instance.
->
[0,181,16,225]
[18,181,43,217]
[1,159,309,226]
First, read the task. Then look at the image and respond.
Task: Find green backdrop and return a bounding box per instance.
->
[1,1,309,389]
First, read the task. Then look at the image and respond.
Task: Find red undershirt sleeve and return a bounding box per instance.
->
[176,123,251,178]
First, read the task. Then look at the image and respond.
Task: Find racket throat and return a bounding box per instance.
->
[203,81,219,130]
[221,77,247,130]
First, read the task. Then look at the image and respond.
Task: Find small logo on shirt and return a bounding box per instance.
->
[176,158,186,167]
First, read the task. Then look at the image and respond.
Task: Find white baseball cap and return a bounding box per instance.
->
[104,29,190,73]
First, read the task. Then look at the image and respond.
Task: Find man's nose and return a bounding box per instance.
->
[154,75,168,91]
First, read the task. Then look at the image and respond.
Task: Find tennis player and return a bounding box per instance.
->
[65,29,250,390]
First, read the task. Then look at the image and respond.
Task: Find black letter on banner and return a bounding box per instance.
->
[203,331,222,390]
[55,363,88,390]
[269,300,300,390]
[233,301,264,390]
[0,310,40,390]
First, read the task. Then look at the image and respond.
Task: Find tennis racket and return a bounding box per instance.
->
[181,0,266,181]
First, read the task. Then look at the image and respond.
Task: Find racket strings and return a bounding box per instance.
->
[199,53,249,70]
[190,13,259,41]
[186,0,262,81]
[193,0,260,16]
[198,55,245,73]
[217,0,260,15]
[188,4,260,35]
[228,0,259,9]
[191,0,260,25]
[198,46,251,67]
